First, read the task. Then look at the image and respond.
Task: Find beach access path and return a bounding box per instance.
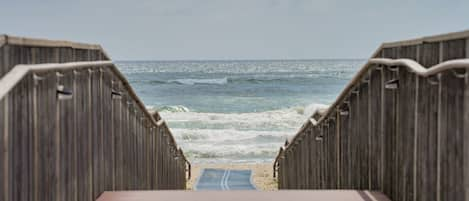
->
[195,168,256,190]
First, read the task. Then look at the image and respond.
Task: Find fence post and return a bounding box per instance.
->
[465,37,469,201]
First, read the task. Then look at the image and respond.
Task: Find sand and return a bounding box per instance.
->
[187,163,278,191]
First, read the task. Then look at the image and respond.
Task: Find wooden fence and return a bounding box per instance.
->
[274,30,469,201]
[0,36,190,201]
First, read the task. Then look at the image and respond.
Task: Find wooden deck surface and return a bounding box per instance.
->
[97,190,391,201]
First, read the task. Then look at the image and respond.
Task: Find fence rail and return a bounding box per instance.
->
[0,37,190,201]
[274,30,469,201]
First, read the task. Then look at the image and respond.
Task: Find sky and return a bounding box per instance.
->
[0,0,468,60]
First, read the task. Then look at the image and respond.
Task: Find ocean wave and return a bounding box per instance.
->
[175,129,288,144]
[184,146,279,159]
[152,102,328,163]
[168,77,228,85]
[143,73,348,86]
[156,105,191,113]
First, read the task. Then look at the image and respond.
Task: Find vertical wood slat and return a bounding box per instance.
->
[382,67,398,200]
[328,120,337,189]
[350,91,360,189]
[358,82,369,190]
[102,69,114,192]
[35,72,58,201]
[438,72,465,201]
[0,95,5,201]
[0,46,4,78]
[396,68,417,201]
[9,54,34,201]
[0,39,9,200]
[439,39,467,201]
[369,67,382,190]
[76,69,93,201]
[416,75,439,201]
[112,79,123,190]
[58,71,77,201]
[339,102,350,189]
[465,38,469,200]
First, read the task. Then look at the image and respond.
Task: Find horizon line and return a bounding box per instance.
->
[114,58,367,62]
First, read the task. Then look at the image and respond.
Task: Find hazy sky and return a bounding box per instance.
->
[1,0,468,60]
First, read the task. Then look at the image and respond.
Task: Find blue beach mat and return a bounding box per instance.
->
[195,168,257,190]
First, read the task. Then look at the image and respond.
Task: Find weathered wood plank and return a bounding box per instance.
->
[358,82,369,190]
[328,119,337,189]
[58,70,77,201]
[439,72,465,201]
[464,63,469,201]
[0,46,4,77]
[102,69,114,191]
[338,102,351,189]
[9,75,35,201]
[350,91,360,189]
[113,80,123,190]
[419,42,440,67]
[415,75,439,201]
[75,69,93,201]
[382,67,398,200]
[369,68,382,190]
[396,68,417,201]
[398,45,418,60]
[0,95,5,201]
[35,72,58,201]
[442,39,466,61]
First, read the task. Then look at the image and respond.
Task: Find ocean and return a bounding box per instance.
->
[116,60,364,164]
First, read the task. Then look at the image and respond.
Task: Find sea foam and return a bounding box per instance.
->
[158,103,327,163]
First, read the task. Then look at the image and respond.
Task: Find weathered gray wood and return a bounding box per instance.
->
[113,81,123,190]
[102,69,114,191]
[58,71,77,201]
[464,66,469,201]
[35,72,58,201]
[0,38,190,201]
[0,96,5,201]
[276,31,469,201]
[0,46,4,78]
[8,75,34,201]
[328,119,337,189]
[419,42,440,67]
[358,83,369,190]
[75,69,92,201]
[350,91,361,189]
[338,103,351,189]
[398,45,418,60]
[396,68,417,201]
[382,67,398,200]
[369,68,382,190]
[439,73,465,201]
[415,75,439,201]
[443,39,466,61]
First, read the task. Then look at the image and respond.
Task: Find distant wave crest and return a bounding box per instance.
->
[168,77,228,85]
[156,105,190,113]
[146,74,346,86]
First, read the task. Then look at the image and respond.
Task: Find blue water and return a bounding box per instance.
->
[116,60,363,163]
[195,169,256,190]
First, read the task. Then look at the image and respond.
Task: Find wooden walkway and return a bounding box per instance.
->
[97,190,391,201]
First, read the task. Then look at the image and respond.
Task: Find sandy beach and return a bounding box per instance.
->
[187,163,278,191]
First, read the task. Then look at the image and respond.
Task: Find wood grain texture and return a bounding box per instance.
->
[0,40,188,201]
[0,96,5,201]
[276,32,469,201]
[369,68,382,191]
